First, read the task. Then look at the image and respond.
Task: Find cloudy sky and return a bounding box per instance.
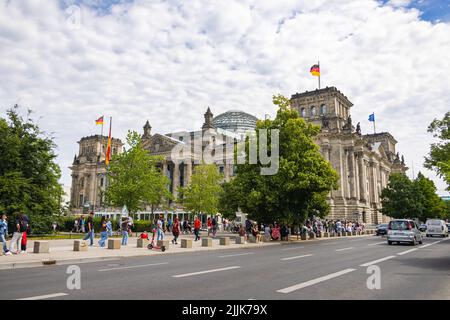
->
[0,0,449,195]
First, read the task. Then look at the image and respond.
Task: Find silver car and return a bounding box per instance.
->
[387,219,423,246]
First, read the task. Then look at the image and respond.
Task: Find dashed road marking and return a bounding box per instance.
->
[17,293,68,300]
[280,254,313,261]
[172,266,241,278]
[359,256,395,267]
[98,262,168,272]
[335,247,354,252]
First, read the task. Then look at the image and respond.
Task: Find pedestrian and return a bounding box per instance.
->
[121,218,129,245]
[0,214,11,255]
[106,217,112,237]
[245,219,252,240]
[172,216,180,245]
[238,224,246,237]
[80,215,85,233]
[211,216,217,238]
[73,218,79,233]
[167,217,173,233]
[271,223,280,241]
[264,224,271,241]
[193,216,201,241]
[52,221,57,233]
[157,216,164,241]
[83,212,95,246]
[281,225,289,241]
[98,216,108,248]
[207,217,212,237]
[252,222,261,242]
[9,213,27,254]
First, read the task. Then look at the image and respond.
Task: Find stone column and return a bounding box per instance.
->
[185,161,192,186]
[354,154,360,200]
[173,162,180,199]
[162,161,168,177]
[358,156,367,202]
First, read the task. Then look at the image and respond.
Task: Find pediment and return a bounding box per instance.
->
[145,134,180,154]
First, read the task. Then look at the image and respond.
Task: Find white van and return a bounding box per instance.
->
[425,219,449,238]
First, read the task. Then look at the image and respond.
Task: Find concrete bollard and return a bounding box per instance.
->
[235,236,245,244]
[352,231,357,236]
[202,238,212,247]
[33,241,50,253]
[323,232,329,237]
[337,232,342,237]
[73,240,88,252]
[316,232,323,238]
[262,236,271,242]
[308,232,316,240]
[157,240,169,250]
[220,237,230,245]
[346,232,352,236]
[137,238,149,248]
[330,233,335,237]
[248,235,257,243]
[108,239,121,249]
[181,239,192,248]
[300,234,307,240]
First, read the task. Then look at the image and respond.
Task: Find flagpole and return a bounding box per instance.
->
[373,113,376,134]
[318,61,321,89]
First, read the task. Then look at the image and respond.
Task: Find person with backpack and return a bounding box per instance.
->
[83,212,95,246]
[98,216,108,248]
[171,216,180,245]
[211,216,218,238]
[9,213,27,254]
[121,217,129,245]
[0,213,11,255]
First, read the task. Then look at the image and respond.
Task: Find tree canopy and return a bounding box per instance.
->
[220,95,338,225]
[0,106,63,217]
[424,111,450,190]
[105,131,171,214]
[381,172,447,221]
[179,163,223,216]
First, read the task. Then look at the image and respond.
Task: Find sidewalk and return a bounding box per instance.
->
[0,232,374,270]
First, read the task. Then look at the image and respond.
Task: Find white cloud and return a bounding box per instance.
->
[0,0,449,195]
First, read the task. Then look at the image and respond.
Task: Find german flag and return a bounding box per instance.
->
[310,64,320,77]
[95,116,104,125]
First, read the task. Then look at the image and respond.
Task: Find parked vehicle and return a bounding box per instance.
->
[419,224,427,232]
[387,219,423,246]
[425,219,449,238]
[376,223,388,236]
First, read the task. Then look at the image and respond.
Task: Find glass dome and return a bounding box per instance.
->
[212,110,258,132]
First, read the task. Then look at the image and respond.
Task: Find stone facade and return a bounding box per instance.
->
[69,135,123,213]
[290,87,407,224]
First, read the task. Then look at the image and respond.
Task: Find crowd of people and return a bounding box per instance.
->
[0,213,30,255]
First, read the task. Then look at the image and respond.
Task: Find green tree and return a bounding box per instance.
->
[381,172,447,221]
[424,111,450,190]
[105,131,171,214]
[179,164,223,216]
[224,95,338,226]
[381,173,423,219]
[218,181,240,219]
[414,172,447,220]
[0,106,63,220]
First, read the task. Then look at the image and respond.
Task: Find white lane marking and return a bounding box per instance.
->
[397,248,418,256]
[359,255,395,267]
[276,268,356,294]
[98,262,168,272]
[335,247,354,252]
[281,246,304,251]
[17,293,68,300]
[368,241,385,246]
[218,252,254,258]
[172,266,241,278]
[321,242,338,246]
[281,254,313,261]
[419,239,445,249]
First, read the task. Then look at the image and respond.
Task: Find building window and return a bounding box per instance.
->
[300,108,306,117]
[179,136,183,141]
[219,166,224,174]
[320,104,327,114]
[100,178,104,187]
[310,106,316,116]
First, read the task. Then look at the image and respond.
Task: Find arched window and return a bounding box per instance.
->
[320,104,327,114]
[310,106,316,116]
[300,108,306,117]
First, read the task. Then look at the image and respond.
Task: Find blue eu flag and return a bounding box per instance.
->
[368,113,375,122]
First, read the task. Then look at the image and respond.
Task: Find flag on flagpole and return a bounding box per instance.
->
[368,113,375,122]
[105,117,112,166]
[95,116,104,125]
[310,64,320,77]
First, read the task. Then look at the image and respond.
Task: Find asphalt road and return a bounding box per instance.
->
[1,235,449,300]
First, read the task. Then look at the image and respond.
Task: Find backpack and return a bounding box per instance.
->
[19,219,28,233]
